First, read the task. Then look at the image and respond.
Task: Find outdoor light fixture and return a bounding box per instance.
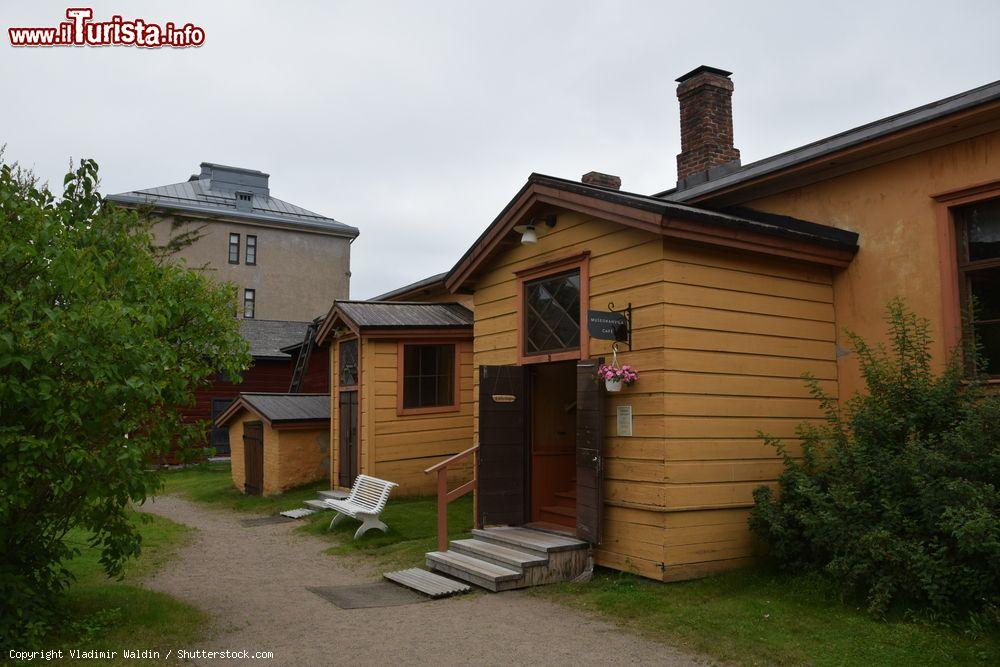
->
[514,214,557,245]
[515,223,538,244]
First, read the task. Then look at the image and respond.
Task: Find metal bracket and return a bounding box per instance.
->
[607,301,632,350]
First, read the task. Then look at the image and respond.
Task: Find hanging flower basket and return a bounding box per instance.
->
[598,363,638,392]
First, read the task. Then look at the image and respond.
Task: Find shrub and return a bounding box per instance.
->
[750,300,1000,617]
[0,159,249,644]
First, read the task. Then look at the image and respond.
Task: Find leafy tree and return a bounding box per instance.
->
[0,158,250,643]
[750,300,1000,618]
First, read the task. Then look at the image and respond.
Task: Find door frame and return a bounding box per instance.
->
[243,420,264,496]
[335,335,362,488]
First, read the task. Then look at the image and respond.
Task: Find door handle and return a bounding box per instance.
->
[592,456,598,462]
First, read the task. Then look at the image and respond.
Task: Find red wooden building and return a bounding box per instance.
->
[186,319,328,456]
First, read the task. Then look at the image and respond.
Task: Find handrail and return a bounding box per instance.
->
[424,444,479,552]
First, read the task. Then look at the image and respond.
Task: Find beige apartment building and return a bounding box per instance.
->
[108,162,358,321]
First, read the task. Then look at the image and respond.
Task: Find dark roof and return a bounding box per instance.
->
[107,162,359,238]
[526,173,858,248]
[239,319,310,359]
[659,78,1000,201]
[217,393,329,427]
[371,272,448,301]
[335,301,473,329]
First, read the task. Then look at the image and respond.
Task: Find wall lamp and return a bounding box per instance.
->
[514,214,557,245]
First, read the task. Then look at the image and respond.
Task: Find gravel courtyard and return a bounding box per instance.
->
[141,496,710,666]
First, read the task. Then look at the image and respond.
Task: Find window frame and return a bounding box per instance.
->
[516,252,590,365]
[245,234,257,265]
[396,340,461,416]
[338,337,359,389]
[243,288,255,319]
[934,179,1000,382]
[229,233,240,265]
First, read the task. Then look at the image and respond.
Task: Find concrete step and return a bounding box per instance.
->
[384,568,470,598]
[472,526,588,556]
[426,550,522,592]
[318,489,349,501]
[450,538,548,570]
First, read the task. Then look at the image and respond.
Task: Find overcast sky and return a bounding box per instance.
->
[3,1,999,298]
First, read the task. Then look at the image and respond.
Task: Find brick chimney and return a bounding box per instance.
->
[675,66,741,188]
[581,171,622,190]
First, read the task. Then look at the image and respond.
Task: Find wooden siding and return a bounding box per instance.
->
[470,211,670,580]
[329,336,474,496]
[660,241,838,579]
[468,209,840,581]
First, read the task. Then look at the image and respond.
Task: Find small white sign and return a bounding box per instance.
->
[616,405,633,437]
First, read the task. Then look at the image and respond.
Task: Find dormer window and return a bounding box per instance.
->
[235,190,253,212]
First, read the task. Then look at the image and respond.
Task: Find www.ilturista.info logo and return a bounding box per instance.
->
[8,8,205,48]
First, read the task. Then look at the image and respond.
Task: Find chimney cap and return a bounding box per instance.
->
[675,65,732,84]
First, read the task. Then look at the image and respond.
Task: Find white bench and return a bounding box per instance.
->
[324,474,398,539]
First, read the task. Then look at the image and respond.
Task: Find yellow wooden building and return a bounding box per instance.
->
[314,299,474,496]
[425,66,1000,582]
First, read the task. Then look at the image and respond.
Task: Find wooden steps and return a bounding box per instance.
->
[538,504,576,526]
[421,527,589,592]
[383,568,471,598]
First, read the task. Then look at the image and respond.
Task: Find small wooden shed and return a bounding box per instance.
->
[215,393,330,496]
[314,300,474,495]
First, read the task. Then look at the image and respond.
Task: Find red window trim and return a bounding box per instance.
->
[396,340,463,416]
[516,251,590,365]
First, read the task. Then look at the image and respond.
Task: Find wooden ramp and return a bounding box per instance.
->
[383,568,471,598]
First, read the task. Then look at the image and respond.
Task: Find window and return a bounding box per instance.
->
[339,339,358,387]
[246,235,257,265]
[523,269,581,355]
[243,288,255,319]
[229,233,240,264]
[956,198,1000,376]
[399,343,456,412]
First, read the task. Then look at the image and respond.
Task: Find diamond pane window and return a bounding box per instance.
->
[339,339,358,387]
[523,270,581,355]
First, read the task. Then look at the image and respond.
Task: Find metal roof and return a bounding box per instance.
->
[659,78,1000,201]
[225,393,330,426]
[370,272,448,301]
[239,319,310,359]
[106,162,359,238]
[335,301,473,329]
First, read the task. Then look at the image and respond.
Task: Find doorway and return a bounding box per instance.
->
[338,391,358,487]
[243,421,264,496]
[529,361,577,528]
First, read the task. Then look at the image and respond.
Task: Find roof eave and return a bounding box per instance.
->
[105,194,360,239]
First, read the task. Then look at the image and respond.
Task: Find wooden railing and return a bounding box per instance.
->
[424,445,479,552]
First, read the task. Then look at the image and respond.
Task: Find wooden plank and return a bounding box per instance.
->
[662,304,836,341]
[664,283,835,321]
[664,260,834,302]
[665,327,836,360]
[576,359,604,544]
[383,568,471,598]
[664,348,838,379]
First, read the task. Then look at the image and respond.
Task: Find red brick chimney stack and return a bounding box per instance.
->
[675,65,741,187]
[581,171,622,190]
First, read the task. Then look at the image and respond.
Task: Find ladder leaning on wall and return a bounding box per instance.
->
[288,319,319,393]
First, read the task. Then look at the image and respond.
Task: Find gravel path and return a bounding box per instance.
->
[141,496,710,666]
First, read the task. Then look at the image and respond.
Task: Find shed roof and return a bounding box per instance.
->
[216,392,330,428]
[336,301,473,329]
[240,319,310,359]
[371,272,448,301]
[106,162,359,238]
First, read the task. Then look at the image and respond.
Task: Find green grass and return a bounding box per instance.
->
[159,462,325,514]
[536,568,1000,666]
[159,462,474,571]
[299,494,475,571]
[42,511,207,666]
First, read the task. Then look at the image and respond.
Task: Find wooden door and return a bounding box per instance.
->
[575,360,604,544]
[210,398,233,456]
[243,421,264,496]
[338,391,359,487]
[477,365,528,527]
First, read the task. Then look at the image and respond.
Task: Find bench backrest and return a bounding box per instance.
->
[346,474,398,513]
